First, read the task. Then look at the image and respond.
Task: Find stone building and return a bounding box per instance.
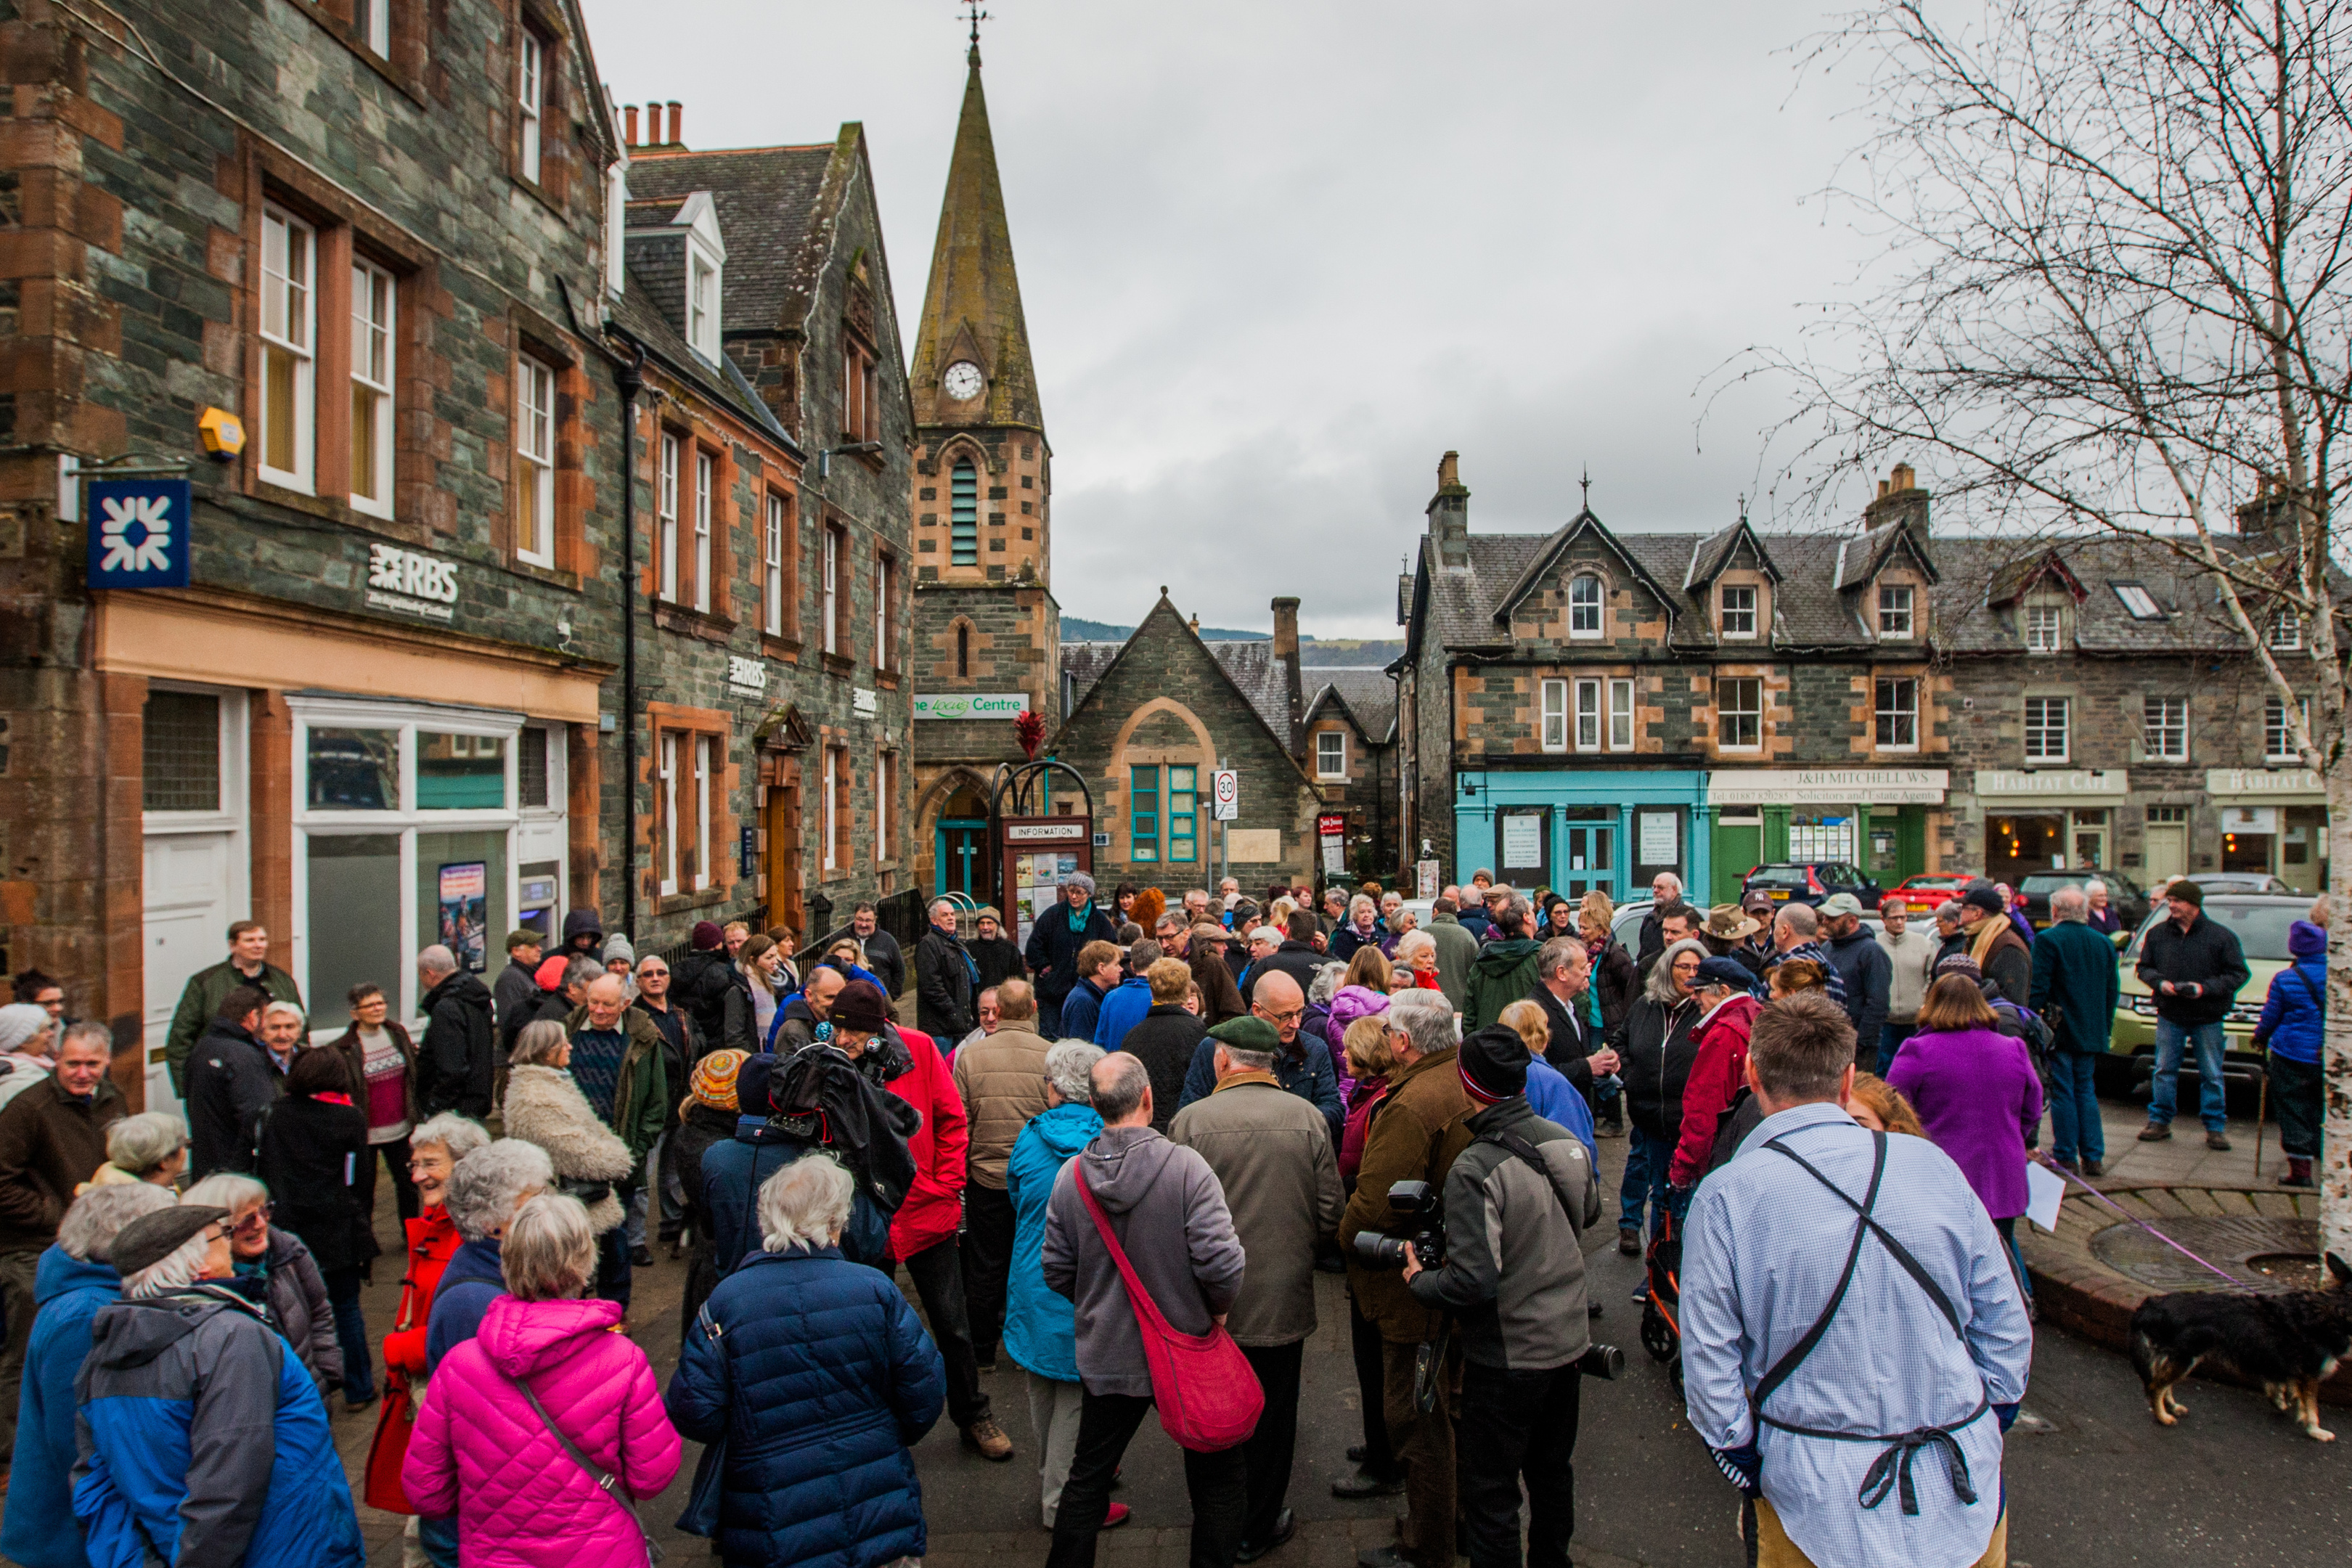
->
[1055,595,1324,905]
[1398,452,2330,905]
[1303,670,1400,886]
[0,0,626,1108]
[626,110,918,937]
[903,39,1060,899]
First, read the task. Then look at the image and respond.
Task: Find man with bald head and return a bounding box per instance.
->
[1171,969,1343,1145]
[769,965,847,1053]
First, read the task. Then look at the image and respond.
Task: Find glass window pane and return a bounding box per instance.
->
[518,725,549,809]
[308,727,399,810]
[417,830,507,976]
[143,690,221,812]
[417,732,507,809]
[305,833,401,1032]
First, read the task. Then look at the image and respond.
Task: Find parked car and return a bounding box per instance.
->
[2109,894,2296,1090]
[1741,862,1882,909]
[2162,872,2294,897]
[1890,872,1976,905]
[2017,868,2150,931]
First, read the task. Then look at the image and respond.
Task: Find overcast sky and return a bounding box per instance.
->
[581,1,1884,637]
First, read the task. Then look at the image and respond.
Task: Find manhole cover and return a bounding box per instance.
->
[2087,1214,2321,1294]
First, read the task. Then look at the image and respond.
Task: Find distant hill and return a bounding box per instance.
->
[1061,616,1402,667]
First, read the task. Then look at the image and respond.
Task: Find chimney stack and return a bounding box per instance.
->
[667,101,683,146]
[1429,449,1471,567]
[1890,462,1915,493]
[1271,597,1304,759]
[624,105,640,146]
[1862,460,1932,542]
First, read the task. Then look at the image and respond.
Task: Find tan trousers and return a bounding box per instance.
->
[1753,1499,2008,1567]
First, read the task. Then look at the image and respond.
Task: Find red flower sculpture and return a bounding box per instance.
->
[1015,707,1046,761]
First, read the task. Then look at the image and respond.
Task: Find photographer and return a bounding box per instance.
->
[1397,1024,1600,1568]
[1339,989,1471,1568]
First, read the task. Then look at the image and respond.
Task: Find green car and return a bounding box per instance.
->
[2110,894,2307,1090]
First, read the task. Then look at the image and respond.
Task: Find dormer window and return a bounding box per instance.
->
[2269,608,2302,650]
[687,251,720,358]
[1719,584,1757,639]
[1877,583,1914,638]
[2024,604,2063,653]
[1568,574,1604,638]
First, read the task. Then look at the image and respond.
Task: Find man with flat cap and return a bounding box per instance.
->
[1169,1017,1344,1561]
[74,1203,365,1567]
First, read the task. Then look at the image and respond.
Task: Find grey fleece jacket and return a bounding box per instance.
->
[1407,1095,1601,1371]
[1041,1123,1246,1397]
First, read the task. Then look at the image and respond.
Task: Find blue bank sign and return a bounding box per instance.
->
[86,480,192,589]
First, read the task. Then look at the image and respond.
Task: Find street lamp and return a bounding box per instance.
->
[815,441,883,479]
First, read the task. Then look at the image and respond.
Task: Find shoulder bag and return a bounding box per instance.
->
[502,1367,665,1566]
[1074,1171,1264,1452]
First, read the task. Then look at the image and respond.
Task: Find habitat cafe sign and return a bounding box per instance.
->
[1707,767,1949,807]
[914,692,1030,721]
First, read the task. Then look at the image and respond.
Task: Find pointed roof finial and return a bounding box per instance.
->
[965,0,989,65]
[1738,492,1748,524]
[1580,467,1592,512]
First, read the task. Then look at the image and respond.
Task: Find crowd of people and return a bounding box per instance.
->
[0,865,2314,1568]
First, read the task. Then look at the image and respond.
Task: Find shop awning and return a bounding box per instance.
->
[1971,768,2129,804]
[1707,768,1948,806]
[2205,767,2327,806]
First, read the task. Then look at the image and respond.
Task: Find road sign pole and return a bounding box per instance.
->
[1217,756,1228,887]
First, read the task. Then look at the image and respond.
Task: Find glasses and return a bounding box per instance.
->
[232,1205,273,1233]
[1257,1005,1305,1025]
[639,966,669,979]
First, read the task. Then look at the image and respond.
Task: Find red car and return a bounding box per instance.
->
[1887,872,1976,907]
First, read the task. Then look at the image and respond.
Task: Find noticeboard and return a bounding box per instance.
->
[1001,817,1093,951]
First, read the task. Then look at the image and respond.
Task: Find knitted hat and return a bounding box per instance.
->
[534,955,571,992]
[1208,1016,1283,1053]
[691,920,726,950]
[832,979,891,1034]
[505,928,543,952]
[975,907,1003,923]
[1933,952,1983,979]
[2167,879,2203,907]
[0,1003,52,1053]
[735,1054,777,1117]
[1962,886,2007,915]
[1458,1024,1530,1106]
[603,934,637,967]
[2290,919,2326,960]
[690,1048,749,1111]
[110,1205,229,1280]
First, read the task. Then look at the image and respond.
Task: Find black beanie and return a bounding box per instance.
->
[1458,1024,1531,1106]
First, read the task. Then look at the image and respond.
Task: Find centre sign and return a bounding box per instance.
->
[913,692,1030,720]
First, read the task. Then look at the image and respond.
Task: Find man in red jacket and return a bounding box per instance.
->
[888,1022,1013,1461]
[1667,958,1764,1191]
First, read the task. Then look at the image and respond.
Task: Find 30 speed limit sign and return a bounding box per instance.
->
[1211,769,1239,821]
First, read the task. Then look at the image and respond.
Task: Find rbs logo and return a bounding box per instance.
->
[368,544,460,605]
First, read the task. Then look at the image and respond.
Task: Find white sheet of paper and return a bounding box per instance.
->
[2024,1161,2066,1233]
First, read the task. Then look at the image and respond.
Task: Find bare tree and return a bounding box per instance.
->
[1733,1,2352,1259]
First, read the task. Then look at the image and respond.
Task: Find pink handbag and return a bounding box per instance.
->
[1074,1172,1263,1452]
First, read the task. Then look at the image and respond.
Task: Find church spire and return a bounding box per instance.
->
[911,32,1042,430]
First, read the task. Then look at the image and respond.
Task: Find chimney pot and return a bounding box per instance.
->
[1438,451,1460,488]
[1877,478,1890,499]
[1891,462,1915,493]
[624,105,640,146]
[667,101,683,145]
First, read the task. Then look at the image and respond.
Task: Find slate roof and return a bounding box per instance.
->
[1060,641,1122,716]
[1308,669,1398,743]
[608,260,794,446]
[1055,598,1319,788]
[1413,514,2316,659]
[1206,640,1295,740]
[625,143,838,335]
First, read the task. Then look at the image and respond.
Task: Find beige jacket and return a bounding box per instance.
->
[952,1026,1051,1189]
[1169,1071,1344,1346]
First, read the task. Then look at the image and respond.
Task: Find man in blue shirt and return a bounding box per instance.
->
[1091,940,1161,1050]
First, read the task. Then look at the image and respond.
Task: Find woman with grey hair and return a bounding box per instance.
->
[501,1019,632,1237]
[375,1114,490,1531]
[1026,870,1118,1039]
[182,1171,341,1395]
[669,1156,947,1566]
[0,1184,177,1568]
[85,1111,189,1188]
[404,1193,680,1565]
[1003,1042,1119,1530]
[0,1001,56,1110]
[1618,936,1707,1259]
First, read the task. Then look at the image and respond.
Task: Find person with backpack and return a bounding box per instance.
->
[2028,884,2120,1177]
[2250,917,2326,1189]
[1886,976,2045,1295]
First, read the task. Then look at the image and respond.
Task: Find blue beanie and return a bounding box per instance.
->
[2288,919,2327,960]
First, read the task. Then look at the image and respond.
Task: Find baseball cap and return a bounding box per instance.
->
[1818,893,1864,918]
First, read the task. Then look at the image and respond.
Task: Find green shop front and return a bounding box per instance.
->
[1454,767,1707,902]
[1703,768,1948,905]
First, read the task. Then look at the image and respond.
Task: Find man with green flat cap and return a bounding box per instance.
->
[1169,1015,1344,1563]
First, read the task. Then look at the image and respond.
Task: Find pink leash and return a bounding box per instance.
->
[2035,1156,2246,1288]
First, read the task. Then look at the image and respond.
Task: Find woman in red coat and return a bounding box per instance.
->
[1667,959,1764,1190]
[372,1111,491,1512]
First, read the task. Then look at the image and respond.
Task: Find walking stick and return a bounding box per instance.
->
[2253,1069,2267,1180]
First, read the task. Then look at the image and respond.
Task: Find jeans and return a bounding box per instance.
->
[418,1514,459,1568]
[2150,1018,2228,1132]
[1026,1372,1085,1527]
[1876,1023,1915,1075]
[322,1265,375,1402]
[1458,1360,1583,1568]
[1039,996,1065,1041]
[960,1183,1017,1365]
[2046,1051,2104,1164]
[1618,1126,1673,1238]
[2270,1050,2323,1158]
[1044,1389,1246,1568]
[899,1236,990,1427]
[1238,1339,1305,1545]
[1383,1336,1456,1567]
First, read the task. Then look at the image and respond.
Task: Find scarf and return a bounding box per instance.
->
[1968,914,2010,968]
[1067,898,1095,934]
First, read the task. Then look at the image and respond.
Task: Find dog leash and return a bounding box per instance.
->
[2035,1157,2245,1287]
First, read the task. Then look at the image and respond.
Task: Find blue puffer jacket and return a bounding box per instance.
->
[74,1284,364,1568]
[3,1248,119,1568]
[1003,1103,1104,1383]
[2253,920,2327,1066]
[423,1236,506,1374]
[668,1245,945,1568]
[703,1116,892,1274]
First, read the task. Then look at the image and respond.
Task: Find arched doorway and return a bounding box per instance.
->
[935,781,990,899]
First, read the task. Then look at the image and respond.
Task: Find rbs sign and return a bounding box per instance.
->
[86,480,192,589]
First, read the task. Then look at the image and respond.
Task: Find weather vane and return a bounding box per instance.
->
[1580,467,1592,510]
[966,1,989,52]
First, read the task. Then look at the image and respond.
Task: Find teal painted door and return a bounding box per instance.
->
[1561,822,1616,899]
[938,819,987,898]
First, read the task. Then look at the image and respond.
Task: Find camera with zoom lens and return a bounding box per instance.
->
[1352,1180,1446,1271]
[1577,1342,1625,1381]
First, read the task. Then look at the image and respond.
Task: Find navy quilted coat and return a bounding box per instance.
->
[666,1245,945,1568]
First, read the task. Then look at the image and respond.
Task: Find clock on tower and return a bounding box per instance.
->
[942,360,984,401]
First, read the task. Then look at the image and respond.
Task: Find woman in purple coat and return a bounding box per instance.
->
[1887,973,2046,1291]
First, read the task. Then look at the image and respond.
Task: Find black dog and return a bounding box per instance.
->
[2130,1252,2352,1441]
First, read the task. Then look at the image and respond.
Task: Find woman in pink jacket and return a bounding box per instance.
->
[404,1193,682,1567]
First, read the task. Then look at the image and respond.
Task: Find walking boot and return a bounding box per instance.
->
[1617,1225,1641,1257]
[960,1416,1014,1461]
[2281,1157,2314,1188]
[2137,1122,2171,1142]
[2205,1130,2232,1151]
